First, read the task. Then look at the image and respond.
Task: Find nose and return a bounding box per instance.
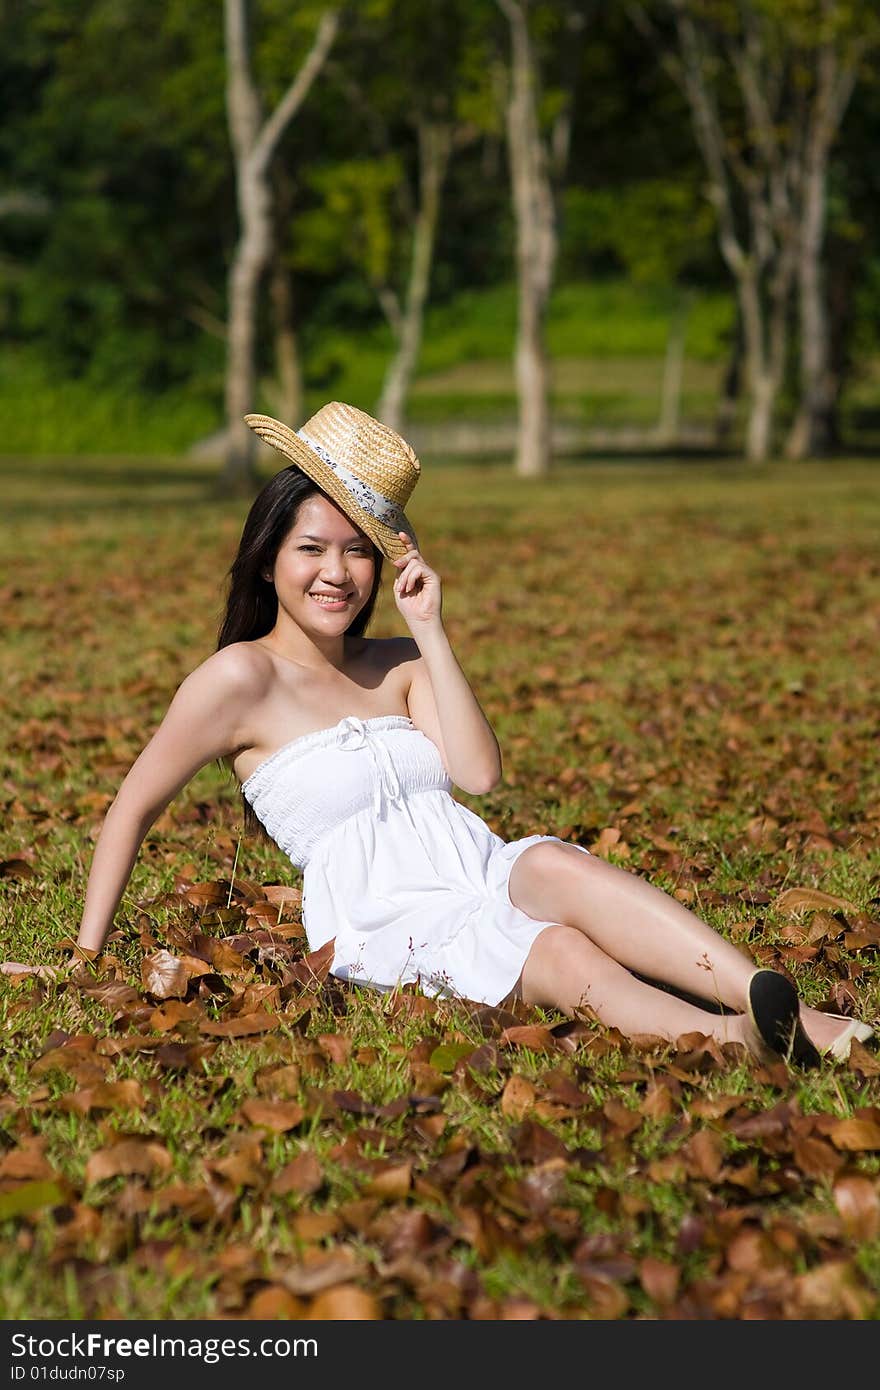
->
[320,549,350,585]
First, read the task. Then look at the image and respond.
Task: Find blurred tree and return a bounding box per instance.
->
[496,0,582,477]
[223,0,338,489]
[630,0,876,462]
[782,0,878,459]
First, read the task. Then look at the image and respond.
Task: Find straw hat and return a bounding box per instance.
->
[244,403,420,562]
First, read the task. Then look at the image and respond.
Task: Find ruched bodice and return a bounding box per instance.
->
[241,713,587,1004]
[242,715,451,867]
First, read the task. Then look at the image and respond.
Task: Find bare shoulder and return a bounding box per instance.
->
[179,641,275,702]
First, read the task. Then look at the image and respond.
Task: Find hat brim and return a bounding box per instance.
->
[244,413,416,562]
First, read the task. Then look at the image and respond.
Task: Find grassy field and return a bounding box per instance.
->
[1,450,880,1320]
[0,280,736,453]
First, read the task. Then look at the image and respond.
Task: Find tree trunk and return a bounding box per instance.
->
[738,269,773,464]
[715,310,743,446]
[785,37,859,460]
[222,1,338,491]
[746,371,776,464]
[657,293,689,443]
[499,0,557,478]
[377,121,451,433]
[268,256,304,427]
[224,173,272,489]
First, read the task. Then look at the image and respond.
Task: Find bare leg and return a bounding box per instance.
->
[509,843,754,1007]
[518,924,757,1052]
[508,843,862,1053]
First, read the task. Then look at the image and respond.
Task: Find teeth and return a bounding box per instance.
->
[310,593,348,604]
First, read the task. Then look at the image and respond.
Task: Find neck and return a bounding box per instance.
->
[260,617,350,672]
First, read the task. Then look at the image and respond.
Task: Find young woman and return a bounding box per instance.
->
[3,403,872,1064]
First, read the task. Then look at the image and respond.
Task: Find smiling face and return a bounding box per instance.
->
[269,493,377,636]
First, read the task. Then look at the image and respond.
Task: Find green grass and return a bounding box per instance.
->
[1,453,880,1319]
[0,280,739,453]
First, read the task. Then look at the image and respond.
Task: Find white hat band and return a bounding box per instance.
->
[297,430,407,531]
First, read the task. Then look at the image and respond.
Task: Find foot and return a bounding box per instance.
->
[800,1006,874,1062]
[746,970,821,1068]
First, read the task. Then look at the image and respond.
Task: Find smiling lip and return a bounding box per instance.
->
[309,592,351,608]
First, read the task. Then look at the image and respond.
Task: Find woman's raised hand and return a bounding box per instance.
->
[392,532,442,630]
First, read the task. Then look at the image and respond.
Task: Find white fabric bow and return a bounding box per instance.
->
[337,716,403,815]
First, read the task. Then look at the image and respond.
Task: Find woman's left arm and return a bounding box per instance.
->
[393,533,501,795]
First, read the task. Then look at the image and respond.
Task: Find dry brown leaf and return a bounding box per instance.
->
[681,1129,724,1181]
[833,1176,880,1240]
[501,1074,536,1120]
[829,1118,880,1151]
[270,1150,323,1197]
[239,1099,305,1133]
[317,1033,352,1066]
[774,887,857,917]
[639,1256,680,1305]
[789,1259,874,1319]
[244,1286,307,1320]
[200,1011,279,1037]
[792,1135,845,1179]
[307,1285,381,1320]
[208,1140,264,1189]
[141,950,190,1000]
[498,1024,558,1052]
[364,1161,412,1200]
[279,1250,364,1296]
[261,885,302,907]
[59,1080,145,1116]
[0,1144,55,1182]
[85,1140,172,1184]
[255,1063,301,1097]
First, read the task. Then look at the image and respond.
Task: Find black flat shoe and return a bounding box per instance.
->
[747,969,822,1068]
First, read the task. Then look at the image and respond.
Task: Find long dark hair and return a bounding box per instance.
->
[217,465,384,650]
[217,465,384,833]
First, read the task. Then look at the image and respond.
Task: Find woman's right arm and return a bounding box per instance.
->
[4,646,266,973]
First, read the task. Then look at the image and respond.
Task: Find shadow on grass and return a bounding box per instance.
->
[0,455,280,519]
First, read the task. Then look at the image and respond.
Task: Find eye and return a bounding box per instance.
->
[298,545,322,553]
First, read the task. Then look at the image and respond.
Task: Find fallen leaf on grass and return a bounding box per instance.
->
[789,1260,874,1319]
[85,1140,172,1183]
[59,1080,145,1116]
[364,1161,412,1200]
[307,1284,381,1319]
[0,856,37,880]
[153,1041,217,1071]
[141,950,190,1000]
[501,1074,536,1120]
[833,1176,880,1241]
[270,1150,323,1197]
[279,1249,365,1296]
[200,1011,280,1037]
[317,1033,352,1066]
[244,1286,307,1320]
[829,1118,880,1151]
[774,887,857,917]
[239,1099,305,1133]
[639,1256,680,1305]
[499,1024,558,1053]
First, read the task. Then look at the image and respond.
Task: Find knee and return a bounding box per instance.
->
[522,841,583,881]
[514,841,594,898]
[521,924,592,1010]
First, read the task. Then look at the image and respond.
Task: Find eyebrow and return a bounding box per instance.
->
[298,533,368,544]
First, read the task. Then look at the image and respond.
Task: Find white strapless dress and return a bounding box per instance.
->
[241,715,585,1005]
